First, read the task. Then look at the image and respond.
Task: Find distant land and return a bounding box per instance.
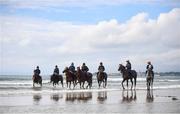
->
[108,72,180,76]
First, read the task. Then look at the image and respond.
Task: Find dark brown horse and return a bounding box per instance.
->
[62,67,77,89]
[76,67,93,89]
[118,64,137,90]
[32,75,42,87]
[146,70,154,90]
[97,72,107,88]
[50,74,63,87]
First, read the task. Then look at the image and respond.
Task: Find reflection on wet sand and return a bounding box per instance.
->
[51,94,63,102]
[33,94,42,105]
[122,90,136,103]
[97,91,107,103]
[65,92,92,102]
[146,89,154,103]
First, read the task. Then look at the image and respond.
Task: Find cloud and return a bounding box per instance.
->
[1,8,180,74]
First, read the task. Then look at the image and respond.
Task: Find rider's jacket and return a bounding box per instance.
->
[54,68,59,75]
[98,65,105,72]
[146,64,153,71]
[126,63,131,70]
[34,69,41,76]
[69,65,75,72]
[81,65,89,72]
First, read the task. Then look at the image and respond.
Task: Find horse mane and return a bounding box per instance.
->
[121,64,125,69]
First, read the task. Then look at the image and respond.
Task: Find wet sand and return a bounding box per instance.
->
[0,88,180,114]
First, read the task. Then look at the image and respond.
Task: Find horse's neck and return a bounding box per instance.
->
[121,69,126,74]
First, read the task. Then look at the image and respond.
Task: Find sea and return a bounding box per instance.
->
[0,73,180,96]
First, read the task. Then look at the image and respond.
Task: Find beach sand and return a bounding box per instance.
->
[0,88,180,114]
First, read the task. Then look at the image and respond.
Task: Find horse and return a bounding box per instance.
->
[76,67,93,89]
[97,71,107,88]
[32,74,42,87]
[146,69,154,90]
[50,74,64,87]
[62,67,77,89]
[118,64,137,90]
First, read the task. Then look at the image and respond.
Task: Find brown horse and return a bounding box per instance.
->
[146,70,154,90]
[32,75,42,87]
[118,64,137,90]
[76,67,93,89]
[50,74,63,87]
[97,72,107,88]
[62,67,77,89]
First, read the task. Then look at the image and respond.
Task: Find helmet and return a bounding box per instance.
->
[147,61,151,64]
[126,60,129,62]
[37,66,39,68]
[83,63,85,65]
[100,62,103,65]
[71,62,74,66]
[55,65,58,67]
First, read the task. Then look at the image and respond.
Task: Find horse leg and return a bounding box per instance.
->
[79,82,82,89]
[130,78,133,90]
[40,80,42,87]
[82,82,85,89]
[33,82,35,87]
[105,78,107,88]
[134,77,136,89]
[69,82,71,89]
[151,77,154,89]
[61,79,64,88]
[66,81,68,89]
[73,81,75,89]
[126,80,128,89]
[98,81,101,88]
[122,79,125,90]
[86,81,90,89]
[147,79,150,90]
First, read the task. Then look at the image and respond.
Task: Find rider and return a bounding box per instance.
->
[34,66,41,76]
[33,66,41,79]
[53,65,59,75]
[98,62,105,74]
[126,60,132,77]
[146,61,154,76]
[69,62,76,80]
[81,63,89,72]
[69,62,76,73]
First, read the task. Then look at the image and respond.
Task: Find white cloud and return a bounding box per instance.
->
[1,8,180,74]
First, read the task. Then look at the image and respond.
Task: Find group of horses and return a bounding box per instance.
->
[33,67,107,89]
[33,64,154,90]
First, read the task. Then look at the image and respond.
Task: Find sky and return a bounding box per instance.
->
[0,0,180,75]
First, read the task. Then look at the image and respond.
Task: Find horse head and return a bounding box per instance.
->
[77,67,81,72]
[62,67,69,73]
[118,64,125,71]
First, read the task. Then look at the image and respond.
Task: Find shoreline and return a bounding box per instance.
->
[0,88,180,113]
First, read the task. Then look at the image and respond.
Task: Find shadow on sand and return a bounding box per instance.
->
[97,91,107,104]
[122,89,137,103]
[65,92,92,103]
[33,94,42,105]
[51,93,63,102]
[146,89,154,103]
